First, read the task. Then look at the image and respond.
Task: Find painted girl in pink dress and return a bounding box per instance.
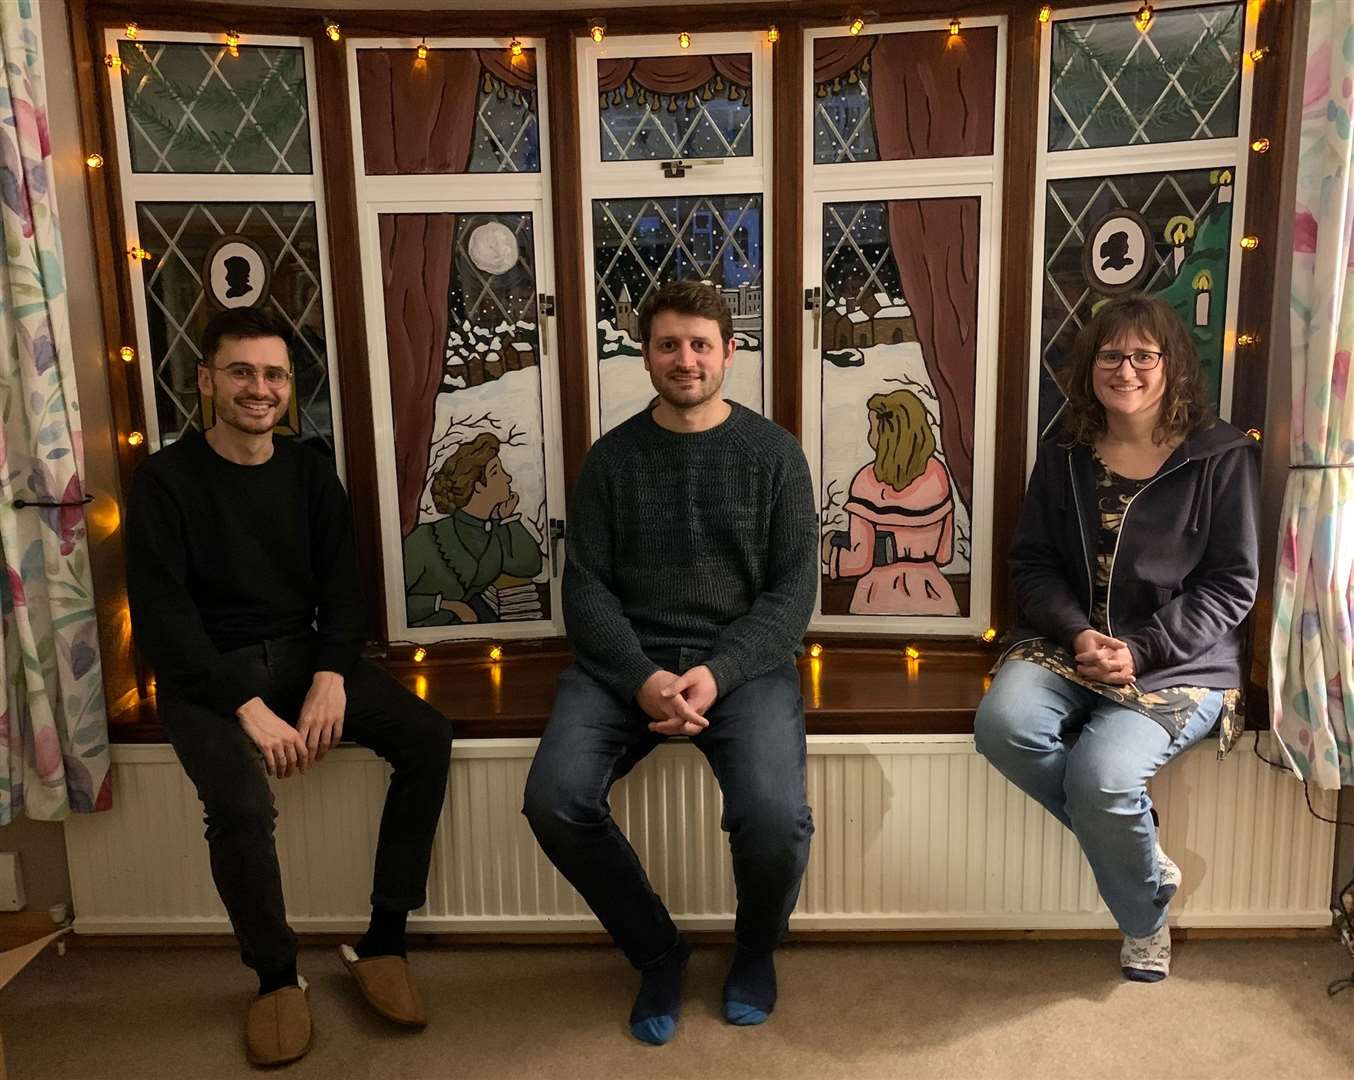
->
[824,388,960,616]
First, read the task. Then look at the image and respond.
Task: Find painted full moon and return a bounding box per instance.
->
[467,222,518,275]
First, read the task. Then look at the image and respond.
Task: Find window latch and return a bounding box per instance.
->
[804,287,823,348]
[549,517,566,578]
[538,293,555,357]
[660,158,723,179]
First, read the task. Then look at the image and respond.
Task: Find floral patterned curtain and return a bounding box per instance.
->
[1270,0,1354,788]
[0,0,111,819]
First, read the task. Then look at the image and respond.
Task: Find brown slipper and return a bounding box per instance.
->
[245,976,313,1067]
[339,945,427,1028]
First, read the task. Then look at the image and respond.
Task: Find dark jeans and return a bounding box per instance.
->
[159,633,454,975]
[523,653,813,969]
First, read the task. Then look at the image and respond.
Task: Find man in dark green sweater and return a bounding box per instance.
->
[125,308,453,1066]
[523,282,818,1045]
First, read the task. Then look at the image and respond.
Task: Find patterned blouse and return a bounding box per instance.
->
[1002,449,1242,755]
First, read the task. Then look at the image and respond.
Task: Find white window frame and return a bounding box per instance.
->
[1026,0,1259,470]
[576,30,775,437]
[801,16,1007,638]
[346,36,567,643]
[105,27,344,470]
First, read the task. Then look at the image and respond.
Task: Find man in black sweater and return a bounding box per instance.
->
[523,282,818,1045]
[125,308,453,1067]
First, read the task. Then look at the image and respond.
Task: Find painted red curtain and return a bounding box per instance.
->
[597,54,752,95]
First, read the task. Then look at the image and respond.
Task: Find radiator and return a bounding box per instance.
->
[63,736,1336,935]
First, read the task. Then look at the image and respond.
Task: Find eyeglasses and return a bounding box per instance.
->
[1094,349,1164,371]
[205,362,293,387]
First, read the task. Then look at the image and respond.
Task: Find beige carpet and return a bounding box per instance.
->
[2,938,1352,1079]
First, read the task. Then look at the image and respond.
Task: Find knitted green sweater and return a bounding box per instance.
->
[563,402,818,701]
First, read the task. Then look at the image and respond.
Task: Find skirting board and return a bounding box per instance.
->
[63,735,1336,935]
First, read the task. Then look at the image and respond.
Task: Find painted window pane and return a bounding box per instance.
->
[135,201,334,448]
[812,29,999,164]
[118,41,312,174]
[597,55,753,161]
[379,212,552,630]
[592,194,763,432]
[1037,167,1235,437]
[356,49,540,174]
[820,198,980,618]
[1048,3,1244,151]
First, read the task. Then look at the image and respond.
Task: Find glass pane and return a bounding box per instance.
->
[1049,3,1244,151]
[119,41,311,174]
[356,48,540,174]
[135,201,334,449]
[597,55,753,161]
[820,198,981,619]
[592,194,763,432]
[813,29,999,164]
[1038,167,1235,436]
[379,212,552,630]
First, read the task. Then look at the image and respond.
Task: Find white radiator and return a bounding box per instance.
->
[63,736,1336,935]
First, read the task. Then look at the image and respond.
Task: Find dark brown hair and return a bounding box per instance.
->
[199,307,294,367]
[1058,293,1210,446]
[431,433,500,514]
[637,280,734,347]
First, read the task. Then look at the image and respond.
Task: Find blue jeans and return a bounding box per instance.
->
[523,654,813,969]
[973,660,1223,938]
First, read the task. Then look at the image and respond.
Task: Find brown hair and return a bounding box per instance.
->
[430,433,500,514]
[637,280,735,347]
[1058,293,1210,446]
[199,306,294,367]
[867,389,935,491]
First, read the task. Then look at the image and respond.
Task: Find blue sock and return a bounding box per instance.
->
[629,937,690,1045]
[723,948,776,1026]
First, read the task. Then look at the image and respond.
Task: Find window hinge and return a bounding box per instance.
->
[805,287,823,348]
[549,517,566,578]
[538,293,555,357]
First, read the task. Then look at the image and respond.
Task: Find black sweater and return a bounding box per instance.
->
[563,402,819,702]
[125,432,368,715]
[1008,420,1260,693]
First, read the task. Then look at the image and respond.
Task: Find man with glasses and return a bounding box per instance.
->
[125,307,454,1066]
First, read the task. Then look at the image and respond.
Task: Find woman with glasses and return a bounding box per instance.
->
[974,293,1259,982]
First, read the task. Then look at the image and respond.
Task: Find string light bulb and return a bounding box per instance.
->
[849,14,867,36]
[416,38,429,61]
[126,431,145,447]
[981,627,998,643]
[904,644,921,660]
[949,17,961,38]
[225,30,240,58]
[85,152,104,169]
[1249,46,1270,63]
[767,25,780,44]
[412,646,428,662]
[1038,5,1053,23]
[1236,332,1258,347]
[1251,137,1271,153]
[119,346,136,363]
[589,19,606,44]
[510,37,523,57]
[808,643,823,658]
[488,644,504,662]
[128,246,151,261]
[1239,234,1260,251]
[125,22,138,39]
[104,53,122,71]
[677,31,691,49]
[325,21,341,42]
[1246,428,1262,442]
[1134,4,1153,32]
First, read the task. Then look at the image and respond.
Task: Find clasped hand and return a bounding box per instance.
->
[638,666,718,736]
[1072,629,1136,686]
[236,672,346,778]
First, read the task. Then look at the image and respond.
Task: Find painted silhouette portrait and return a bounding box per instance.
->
[223,255,252,299]
[1099,230,1133,273]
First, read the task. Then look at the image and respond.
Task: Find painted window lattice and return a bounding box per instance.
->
[819,200,975,619]
[118,40,311,174]
[382,212,552,630]
[470,65,541,172]
[1048,3,1244,151]
[592,193,764,432]
[1038,166,1235,437]
[814,55,879,164]
[136,201,334,447]
[598,56,754,161]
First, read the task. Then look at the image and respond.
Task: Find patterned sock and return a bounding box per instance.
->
[722,948,777,1025]
[629,937,691,1046]
[1155,841,1182,905]
[355,905,408,959]
[1121,923,1171,982]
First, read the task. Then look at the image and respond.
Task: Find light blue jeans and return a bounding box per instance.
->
[974,660,1223,938]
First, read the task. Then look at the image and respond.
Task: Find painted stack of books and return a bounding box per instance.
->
[482,578,544,622]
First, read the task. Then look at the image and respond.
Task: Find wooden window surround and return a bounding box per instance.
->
[69,0,1298,740]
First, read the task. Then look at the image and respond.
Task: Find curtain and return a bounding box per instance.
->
[597,54,751,96]
[1270,0,1354,788]
[0,0,110,820]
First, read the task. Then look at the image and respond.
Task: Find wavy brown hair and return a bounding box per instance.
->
[430,433,500,514]
[867,389,935,491]
[1057,293,1211,446]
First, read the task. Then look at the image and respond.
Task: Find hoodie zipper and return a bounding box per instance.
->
[1103,458,1190,637]
[1066,455,1094,604]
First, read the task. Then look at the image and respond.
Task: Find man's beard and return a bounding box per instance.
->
[654,366,725,411]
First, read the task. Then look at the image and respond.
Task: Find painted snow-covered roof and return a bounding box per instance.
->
[876,305,912,318]
[871,291,891,307]
[847,310,869,323]
[510,341,532,352]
